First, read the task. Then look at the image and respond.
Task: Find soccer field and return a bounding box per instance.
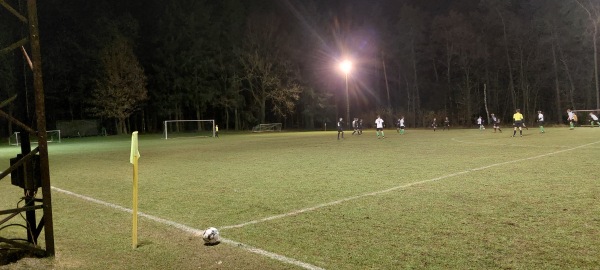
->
[1,127,599,269]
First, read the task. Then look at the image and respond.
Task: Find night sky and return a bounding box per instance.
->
[1,0,598,134]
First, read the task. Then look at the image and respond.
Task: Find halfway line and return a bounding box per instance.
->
[220,140,600,230]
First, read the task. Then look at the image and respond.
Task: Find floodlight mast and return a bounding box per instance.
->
[340,60,352,126]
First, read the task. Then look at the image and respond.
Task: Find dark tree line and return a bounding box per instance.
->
[1,0,599,135]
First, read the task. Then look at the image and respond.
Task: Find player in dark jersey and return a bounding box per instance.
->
[491,113,502,133]
[442,117,450,131]
[337,118,344,140]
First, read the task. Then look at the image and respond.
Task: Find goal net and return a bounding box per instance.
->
[9,130,62,146]
[56,119,99,137]
[572,109,600,126]
[252,123,282,132]
[163,120,215,139]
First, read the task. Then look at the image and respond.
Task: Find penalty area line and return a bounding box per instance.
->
[50,186,325,270]
[221,140,600,230]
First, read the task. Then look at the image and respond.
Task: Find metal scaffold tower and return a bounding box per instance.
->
[0,0,55,260]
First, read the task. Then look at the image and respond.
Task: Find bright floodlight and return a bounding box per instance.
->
[339,59,352,126]
[340,60,352,74]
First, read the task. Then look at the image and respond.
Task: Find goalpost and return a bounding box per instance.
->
[252,123,282,132]
[572,109,600,127]
[571,109,600,114]
[163,120,215,139]
[9,130,62,146]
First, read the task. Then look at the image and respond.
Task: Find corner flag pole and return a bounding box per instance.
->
[130,131,140,249]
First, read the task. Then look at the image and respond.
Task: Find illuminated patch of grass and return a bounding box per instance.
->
[1,127,599,269]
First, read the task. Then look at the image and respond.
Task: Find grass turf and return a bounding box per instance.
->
[1,126,599,269]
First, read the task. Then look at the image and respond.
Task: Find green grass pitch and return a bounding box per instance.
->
[1,127,599,269]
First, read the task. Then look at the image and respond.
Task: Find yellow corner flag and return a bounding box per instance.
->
[130,131,140,249]
[130,131,140,164]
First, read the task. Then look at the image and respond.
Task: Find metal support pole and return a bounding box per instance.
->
[27,0,54,255]
[345,73,350,127]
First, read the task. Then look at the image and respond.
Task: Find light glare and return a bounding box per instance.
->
[340,60,352,74]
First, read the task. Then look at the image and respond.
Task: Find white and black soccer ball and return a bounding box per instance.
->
[202,227,220,244]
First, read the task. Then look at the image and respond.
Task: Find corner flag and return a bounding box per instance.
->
[130,131,140,249]
[130,131,140,164]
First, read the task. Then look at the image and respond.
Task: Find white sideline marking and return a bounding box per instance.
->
[451,137,600,149]
[450,137,570,148]
[50,186,325,270]
[220,140,600,230]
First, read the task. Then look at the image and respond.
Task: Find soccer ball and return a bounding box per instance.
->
[202,227,220,244]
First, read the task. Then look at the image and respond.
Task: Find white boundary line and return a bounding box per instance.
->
[220,140,600,230]
[50,186,325,270]
[451,129,600,149]
[450,137,573,148]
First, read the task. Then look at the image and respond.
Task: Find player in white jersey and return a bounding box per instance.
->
[589,112,599,127]
[398,116,405,135]
[537,111,545,133]
[375,115,385,139]
[567,109,575,130]
[477,116,484,131]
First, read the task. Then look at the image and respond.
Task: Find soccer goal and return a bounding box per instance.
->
[572,109,600,127]
[252,123,282,132]
[163,120,215,139]
[9,130,62,146]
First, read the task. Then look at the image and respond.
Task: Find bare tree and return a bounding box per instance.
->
[432,11,484,124]
[574,0,600,109]
[393,5,428,126]
[90,35,148,134]
[496,8,517,110]
[240,12,302,123]
[432,14,456,121]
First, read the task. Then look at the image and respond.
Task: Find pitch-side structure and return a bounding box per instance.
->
[0,0,55,258]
